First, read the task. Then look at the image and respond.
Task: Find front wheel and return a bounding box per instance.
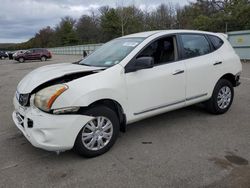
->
[74,106,119,158]
[18,57,25,63]
[205,79,234,114]
[41,56,47,61]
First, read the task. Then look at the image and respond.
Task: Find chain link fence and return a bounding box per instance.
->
[48,44,103,56]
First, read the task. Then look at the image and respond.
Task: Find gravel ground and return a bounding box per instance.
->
[0,55,249,188]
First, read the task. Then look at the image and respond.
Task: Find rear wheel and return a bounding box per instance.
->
[41,56,47,61]
[74,106,119,158]
[18,57,24,63]
[205,79,234,114]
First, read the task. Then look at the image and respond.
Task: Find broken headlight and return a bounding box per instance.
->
[34,84,68,112]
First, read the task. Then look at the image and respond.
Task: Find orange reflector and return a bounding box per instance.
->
[47,86,68,109]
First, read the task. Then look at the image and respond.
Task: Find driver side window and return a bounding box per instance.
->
[138,36,178,65]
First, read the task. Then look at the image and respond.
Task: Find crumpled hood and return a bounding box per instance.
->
[17,63,104,93]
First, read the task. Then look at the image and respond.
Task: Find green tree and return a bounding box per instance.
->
[55,16,78,46]
[5,0,250,50]
[118,6,144,35]
[76,13,100,44]
[99,7,121,41]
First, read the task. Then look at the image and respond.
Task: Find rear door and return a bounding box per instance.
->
[32,49,41,60]
[178,33,215,105]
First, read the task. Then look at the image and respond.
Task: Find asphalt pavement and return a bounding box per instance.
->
[0,55,249,188]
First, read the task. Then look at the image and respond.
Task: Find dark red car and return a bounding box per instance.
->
[14,48,52,63]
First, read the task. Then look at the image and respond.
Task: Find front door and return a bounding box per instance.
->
[25,49,36,60]
[125,36,186,122]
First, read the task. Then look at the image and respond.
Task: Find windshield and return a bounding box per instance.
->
[79,37,145,67]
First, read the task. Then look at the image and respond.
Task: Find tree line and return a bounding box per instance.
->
[10,0,250,50]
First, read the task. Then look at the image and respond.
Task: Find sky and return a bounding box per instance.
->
[0,0,190,43]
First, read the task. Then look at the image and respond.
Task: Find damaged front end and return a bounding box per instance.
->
[12,63,105,151]
[16,63,105,108]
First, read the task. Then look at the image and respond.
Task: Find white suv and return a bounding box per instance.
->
[13,30,242,157]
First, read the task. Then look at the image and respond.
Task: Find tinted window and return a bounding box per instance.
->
[180,34,211,58]
[138,36,177,65]
[34,49,41,53]
[208,35,224,50]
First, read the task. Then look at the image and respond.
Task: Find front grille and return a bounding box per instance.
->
[16,91,30,106]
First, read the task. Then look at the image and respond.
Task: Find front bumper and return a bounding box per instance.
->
[12,97,93,151]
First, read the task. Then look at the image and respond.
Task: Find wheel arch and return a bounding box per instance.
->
[219,73,237,87]
[41,55,47,60]
[80,98,127,132]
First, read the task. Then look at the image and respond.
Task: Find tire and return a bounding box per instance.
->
[205,79,234,114]
[18,57,25,63]
[41,56,47,61]
[1,56,5,60]
[74,106,119,158]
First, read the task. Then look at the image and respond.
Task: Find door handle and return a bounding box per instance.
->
[172,69,184,75]
[213,61,222,66]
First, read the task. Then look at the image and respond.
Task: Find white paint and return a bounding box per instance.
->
[12,30,242,152]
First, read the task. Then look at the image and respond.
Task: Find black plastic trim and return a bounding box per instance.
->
[134,99,185,115]
[213,61,222,66]
[186,93,208,101]
[134,93,208,115]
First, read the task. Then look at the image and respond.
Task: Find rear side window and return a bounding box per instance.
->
[180,34,211,58]
[207,35,224,50]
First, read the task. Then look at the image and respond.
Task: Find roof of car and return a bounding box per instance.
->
[120,30,218,38]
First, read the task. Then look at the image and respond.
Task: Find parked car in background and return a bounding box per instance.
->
[13,50,26,59]
[14,48,52,63]
[13,30,242,157]
[0,51,8,60]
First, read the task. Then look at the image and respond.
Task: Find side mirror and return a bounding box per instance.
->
[126,57,154,73]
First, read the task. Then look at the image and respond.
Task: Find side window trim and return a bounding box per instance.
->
[206,34,224,51]
[204,34,215,51]
[177,33,213,60]
[125,34,181,73]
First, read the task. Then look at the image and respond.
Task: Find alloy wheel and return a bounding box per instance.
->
[41,56,46,61]
[19,58,24,63]
[81,116,113,151]
[217,86,232,109]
